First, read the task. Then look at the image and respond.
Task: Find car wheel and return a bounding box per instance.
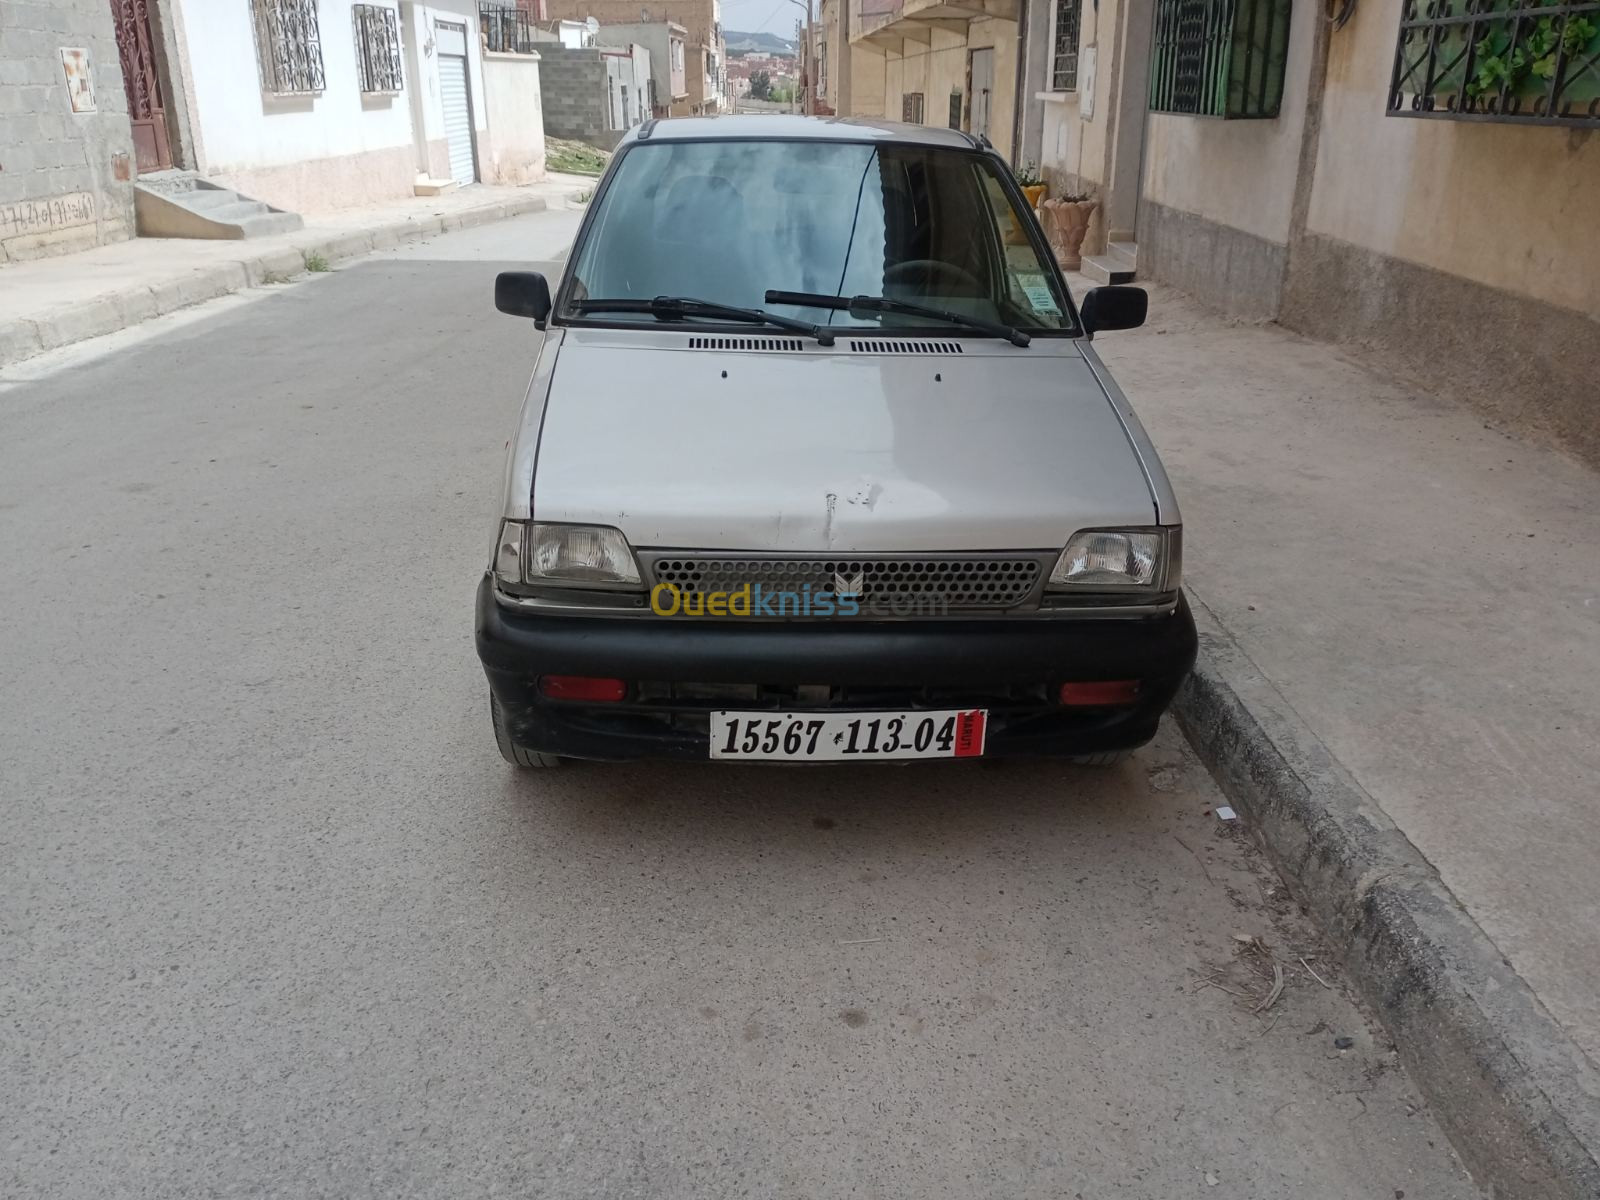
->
[491,694,564,768]
[1069,749,1133,767]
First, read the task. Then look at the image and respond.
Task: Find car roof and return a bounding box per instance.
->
[619,114,985,151]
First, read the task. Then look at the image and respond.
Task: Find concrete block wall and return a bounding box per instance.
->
[0,0,137,262]
[536,47,610,144]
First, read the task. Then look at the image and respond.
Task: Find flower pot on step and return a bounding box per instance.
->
[1039,198,1098,271]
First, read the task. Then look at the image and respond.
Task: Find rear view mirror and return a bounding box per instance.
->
[495,271,552,323]
[1080,286,1147,335]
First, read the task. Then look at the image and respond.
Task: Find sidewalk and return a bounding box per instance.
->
[0,175,594,368]
[1076,275,1600,1195]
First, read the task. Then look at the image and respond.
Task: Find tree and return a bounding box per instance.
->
[748,70,772,100]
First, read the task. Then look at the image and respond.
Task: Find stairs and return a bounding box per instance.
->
[1081,238,1138,285]
[133,171,303,240]
[413,175,460,197]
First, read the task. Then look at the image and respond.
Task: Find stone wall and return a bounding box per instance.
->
[0,0,137,263]
[537,47,610,144]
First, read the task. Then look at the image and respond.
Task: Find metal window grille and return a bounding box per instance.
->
[479,2,539,53]
[902,91,924,121]
[1389,0,1600,126]
[252,0,326,95]
[1052,0,1080,90]
[948,89,962,127]
[352,4,402,92]
[1149,0,1291,118]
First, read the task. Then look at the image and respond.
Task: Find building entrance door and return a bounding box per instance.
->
[111,0,173,172]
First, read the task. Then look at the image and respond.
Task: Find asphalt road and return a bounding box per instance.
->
[1,209,1480,1199]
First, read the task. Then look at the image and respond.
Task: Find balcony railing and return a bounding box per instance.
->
[480,1,540,54]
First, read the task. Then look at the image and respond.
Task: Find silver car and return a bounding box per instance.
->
[478,115,1194,766]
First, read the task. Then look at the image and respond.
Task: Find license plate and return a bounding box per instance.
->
[709,709,987,761]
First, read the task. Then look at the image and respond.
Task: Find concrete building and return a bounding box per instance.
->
[1,0,141,262]
[537,42,651,145]
[543,0,725,113]
[170,1,510,211]
[2,0,549,263]
[596,21,689,115]
[837,0,1018,148]
[1016,0,1600,465]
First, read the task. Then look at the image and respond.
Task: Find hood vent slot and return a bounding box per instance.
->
[848,339,965,355]
[688,335,805,352]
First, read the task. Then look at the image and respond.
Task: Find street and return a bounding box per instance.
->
[1,209,1478,1198]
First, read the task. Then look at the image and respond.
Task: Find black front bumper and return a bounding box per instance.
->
[476,575,1198,762]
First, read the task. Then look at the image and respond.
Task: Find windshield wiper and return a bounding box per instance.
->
[571,295,835,346]
[765,290,1030,348]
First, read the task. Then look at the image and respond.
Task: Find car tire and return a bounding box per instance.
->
[491,694,564,769]
[1069,749,1133,767]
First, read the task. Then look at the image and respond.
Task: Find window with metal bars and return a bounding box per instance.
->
[1148,0,1291,118]
[352,4,403,92]
[1388,1,1600,126]
[949,90,962,128]
[1051,0,1080,90]
[902,91,925,122]
[252,0,326,95]
[479,1,540,54]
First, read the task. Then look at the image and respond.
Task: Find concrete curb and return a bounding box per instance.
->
[1174,593,1600,1200]
[1,193,558,370]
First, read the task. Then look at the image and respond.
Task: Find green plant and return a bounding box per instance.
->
[304,252,330,273]
[546,137,610,177]
[1468,15,1598,97]
[1013,159,1043,188]
[1057,189,1094,204]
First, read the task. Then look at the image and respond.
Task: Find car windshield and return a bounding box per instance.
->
[563,138,1077,335]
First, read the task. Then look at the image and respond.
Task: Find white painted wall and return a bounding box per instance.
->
[176,0,491,207]
[404,3,491,150]
[178,0,414,174]
[481,52,546,185]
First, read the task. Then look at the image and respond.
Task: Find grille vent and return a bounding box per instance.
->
[688,335,805,352]
[643,554,1046,611]
[848,339,965,355]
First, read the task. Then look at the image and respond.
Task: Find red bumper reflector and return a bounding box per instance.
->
[1058,680,1140,707]
[538,674,627,702]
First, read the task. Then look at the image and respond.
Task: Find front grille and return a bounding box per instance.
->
[639,552,1051,613]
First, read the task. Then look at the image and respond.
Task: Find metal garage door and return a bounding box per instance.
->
[437,24,476,186]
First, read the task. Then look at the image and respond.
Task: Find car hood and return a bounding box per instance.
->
[531,336,1157,552]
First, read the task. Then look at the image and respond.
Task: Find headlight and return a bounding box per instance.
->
[492,521,642,588]
[1049,528,1178,590]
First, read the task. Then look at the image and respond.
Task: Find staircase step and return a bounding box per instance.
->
[204,200,271,223]
[135,169,200,195]
[134,174,304,240]
[1107,240,1138,271]
[185,188,242,210]
[1081,253,1137,285]
[233,212,304,238]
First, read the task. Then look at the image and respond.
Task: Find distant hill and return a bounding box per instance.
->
[724,30,796,55]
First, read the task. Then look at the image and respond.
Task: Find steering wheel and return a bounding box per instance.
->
[883,259,982,294]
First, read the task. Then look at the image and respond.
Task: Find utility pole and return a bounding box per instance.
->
[785,0,813,114]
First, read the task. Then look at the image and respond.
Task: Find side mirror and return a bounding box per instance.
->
[495,271,552,323]
[1080,285,1147,335]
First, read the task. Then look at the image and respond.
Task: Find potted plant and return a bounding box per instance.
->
[1013,160,1048,212]
[1038,189,1098,272]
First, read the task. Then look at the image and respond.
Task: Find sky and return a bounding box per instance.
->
[721,0,806,38]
